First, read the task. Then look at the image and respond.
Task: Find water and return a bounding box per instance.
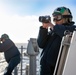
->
[0,43,41,75]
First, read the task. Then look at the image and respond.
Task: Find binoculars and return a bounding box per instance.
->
[39,16,51,23]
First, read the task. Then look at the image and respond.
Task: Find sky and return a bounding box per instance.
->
[0,0,76,43]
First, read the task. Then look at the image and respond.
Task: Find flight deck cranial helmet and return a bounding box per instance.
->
[52,6,73,23]
[1,34,9,40]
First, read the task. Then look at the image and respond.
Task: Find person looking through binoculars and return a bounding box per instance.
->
[0,34,20,75]
[37,6,76,75]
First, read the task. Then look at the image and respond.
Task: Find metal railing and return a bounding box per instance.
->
[0,45,40,75]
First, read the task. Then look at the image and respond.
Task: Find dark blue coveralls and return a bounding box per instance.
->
[0,39,20,75]
[37,23,76,75]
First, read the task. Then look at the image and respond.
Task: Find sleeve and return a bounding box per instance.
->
[53,25,76,37]
[0,39,14,52]
[37,26,49,48]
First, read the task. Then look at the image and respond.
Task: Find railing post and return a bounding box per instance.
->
[14,67,18,75]
[21,46,23,75]
[26,64,29,75]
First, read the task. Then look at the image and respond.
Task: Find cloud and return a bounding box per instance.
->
[0,0,76,43]
[0,14,41,43]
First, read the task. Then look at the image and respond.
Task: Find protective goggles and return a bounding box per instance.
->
[53,13,72,21]
[53,14,62,21]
